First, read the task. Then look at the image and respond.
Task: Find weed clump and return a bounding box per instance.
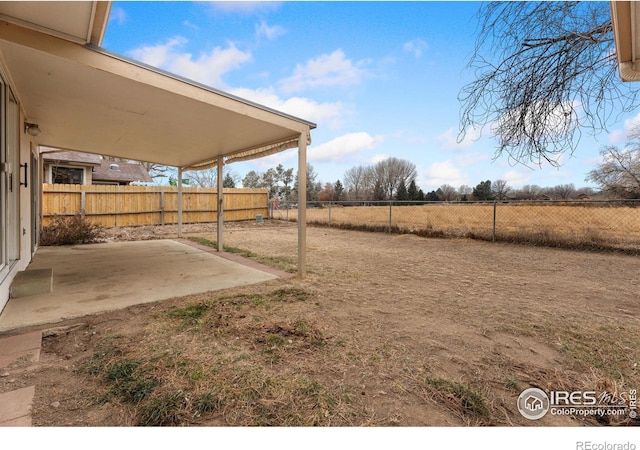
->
[426,377,490,421]
[41,215,104,246]
[137,391,187,426]
[103,359,159,403]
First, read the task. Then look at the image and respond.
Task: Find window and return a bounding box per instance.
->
[52,166,83,184]
[0,77,20,273]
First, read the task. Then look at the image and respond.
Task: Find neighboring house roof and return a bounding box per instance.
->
[42,149,152,184]
[42,149,101,166]
[92,160,152,184]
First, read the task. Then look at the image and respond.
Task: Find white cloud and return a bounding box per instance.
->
[308,132,383,162]
[230,87,349,129]
[458,153,490,167]
[129,36,187,68]
[392,129,429,146]
[501,170,533,188]
[423,160,468,188]
[370,154,388,164]
[206,2,282,15]
[129,38,252,88]
[403,38,428,58]
[608,129,626,145]
[255,20,286,40]
[279,49,367,94]
[109,6,127,26]
[539,169,576,183]
[607,111,640,144]
[183,20,199,31]
[436,126,481,151]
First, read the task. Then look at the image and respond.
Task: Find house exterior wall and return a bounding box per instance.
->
[19,110,36,271]
[0,66,37,313]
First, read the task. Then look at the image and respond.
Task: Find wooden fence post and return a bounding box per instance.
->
[80,191,86,219]
[160,191,165,226]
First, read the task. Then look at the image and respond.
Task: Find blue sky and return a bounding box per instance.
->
[103,1,639,192]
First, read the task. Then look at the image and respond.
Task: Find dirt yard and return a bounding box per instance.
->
[2,220,639,426]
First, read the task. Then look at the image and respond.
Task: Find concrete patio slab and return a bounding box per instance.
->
[0,386,35,426]
[0,331,42,369]
[0,331,42,427]
[9,269,53,299]
[0,239,280,332]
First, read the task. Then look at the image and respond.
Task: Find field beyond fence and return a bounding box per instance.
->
[275,200,640,253]
[43,184,268,227]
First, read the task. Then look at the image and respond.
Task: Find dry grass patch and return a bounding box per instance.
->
[288,203,640,253]
[187,236,298,273]
[74,287,373,426]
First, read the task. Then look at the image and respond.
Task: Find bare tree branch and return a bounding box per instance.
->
[458,2,640,167]
[586,128,640,198]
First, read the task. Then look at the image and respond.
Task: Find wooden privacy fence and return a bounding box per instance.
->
[42,184,269,227]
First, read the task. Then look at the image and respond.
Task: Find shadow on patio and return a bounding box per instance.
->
[0,239,288,332]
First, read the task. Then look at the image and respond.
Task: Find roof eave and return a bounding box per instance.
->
[89,2,111,46]
[611,1,640,81]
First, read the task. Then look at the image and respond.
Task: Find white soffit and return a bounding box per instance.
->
[611,1,640,81]
[0,19,315,169]
[0,1,106,45]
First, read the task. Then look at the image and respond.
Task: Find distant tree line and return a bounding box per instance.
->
[342,157,418,201]
[242,163,323,202]
[215,128,640,203]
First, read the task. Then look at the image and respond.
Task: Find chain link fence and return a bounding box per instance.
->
[273,200,640,253]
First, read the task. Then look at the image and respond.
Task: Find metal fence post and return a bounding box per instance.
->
[492,200,497,242]
[328,202,332,227]
[389,201,392,233]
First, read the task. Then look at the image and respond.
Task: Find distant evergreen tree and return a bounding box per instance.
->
[242,170,262,188]
[396,179,409,202]
[334,179,344,201]
[426,190,439,201]
[407,179,419,201]
[417,189,425,201]
[293,163,322,202]
[373,179,386,201]
[223,172,236,188]
[473,180,494,200]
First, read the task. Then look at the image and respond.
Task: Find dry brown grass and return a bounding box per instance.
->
[278,203,640,252]
[73,287,376,426]
[25,222,640,427]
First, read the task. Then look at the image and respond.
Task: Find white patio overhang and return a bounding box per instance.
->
[611,1,640,81]
[0,11,315,275]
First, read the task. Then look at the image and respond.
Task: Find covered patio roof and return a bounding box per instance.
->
[0,18,315,170]
[0,1,313,276]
